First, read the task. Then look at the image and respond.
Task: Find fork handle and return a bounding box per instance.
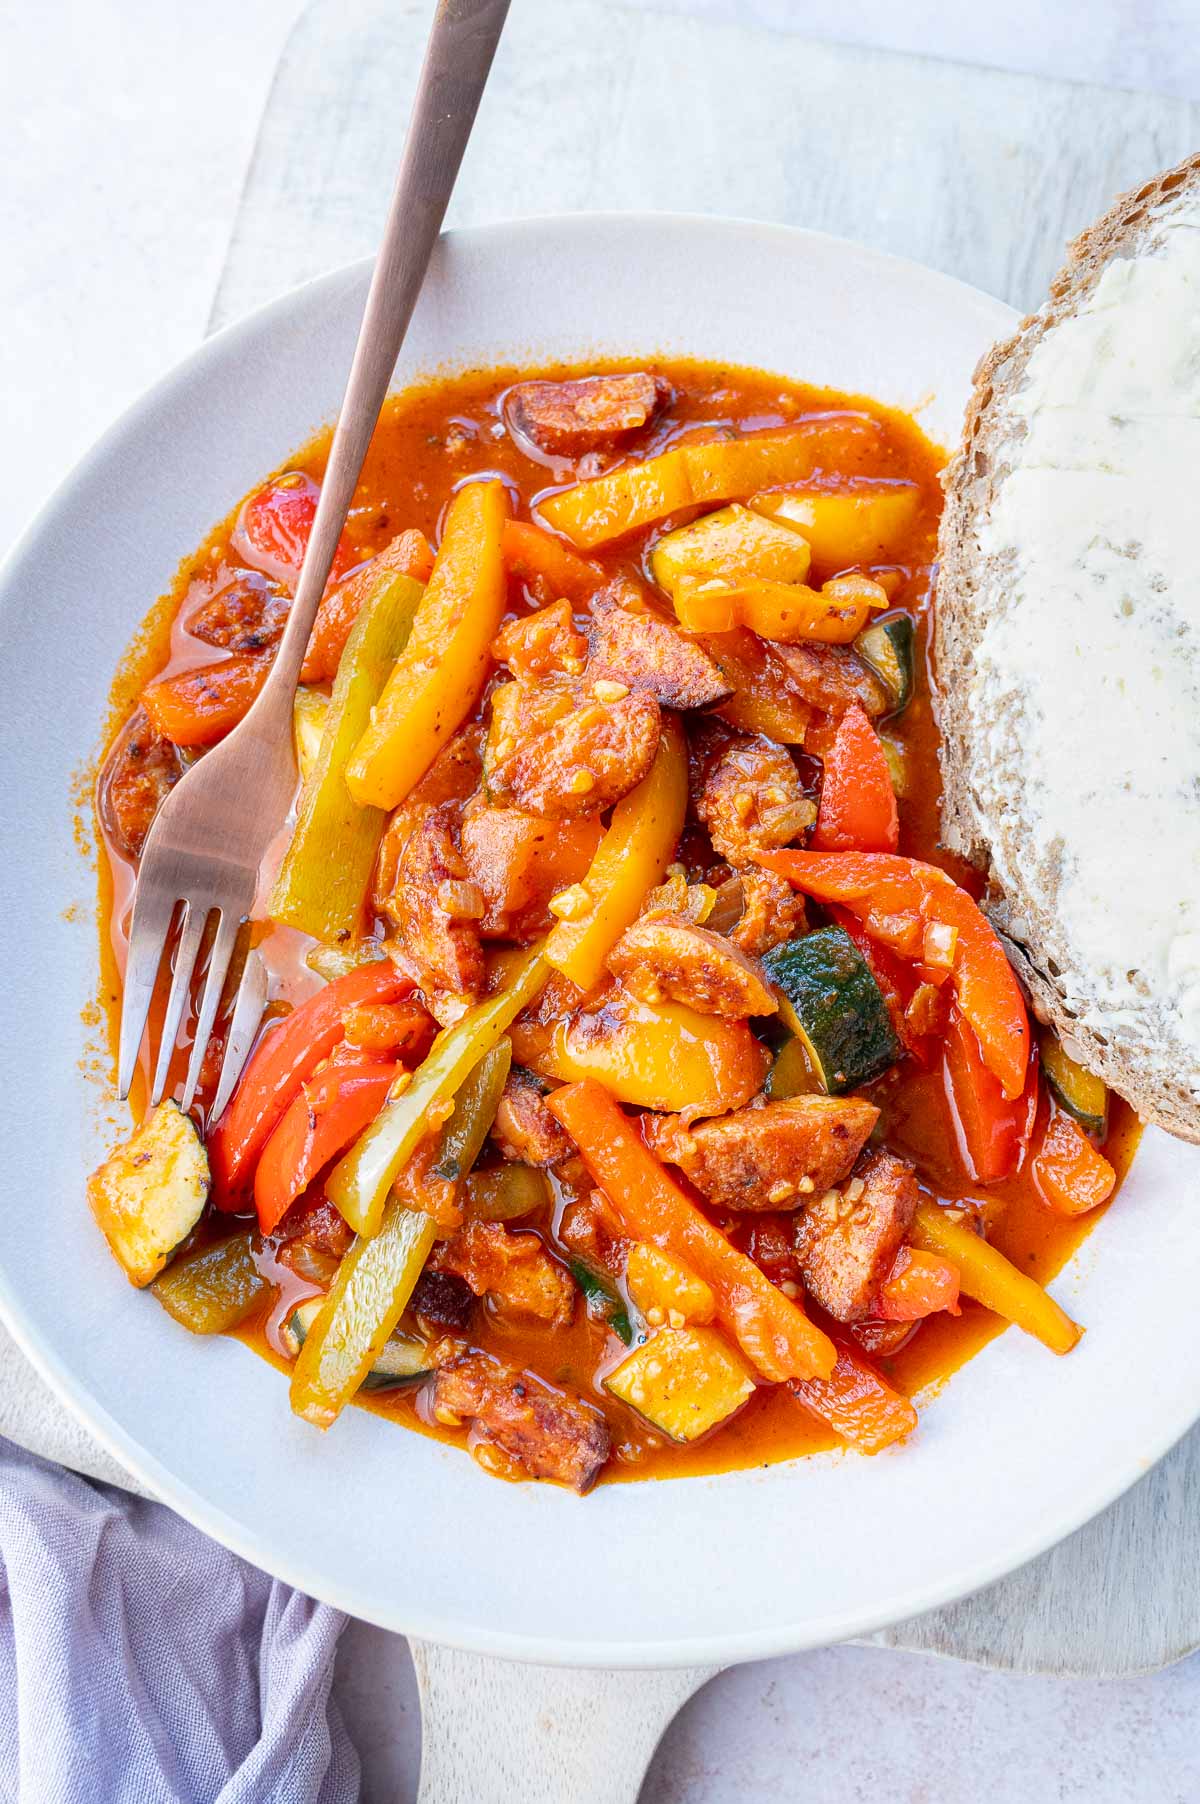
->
[251,0,511,727]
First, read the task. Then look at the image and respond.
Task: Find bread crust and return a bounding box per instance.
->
[933,153,1200,1143]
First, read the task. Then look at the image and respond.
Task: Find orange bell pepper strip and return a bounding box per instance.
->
[501,520,606,605]
[788,1340,917,1453]
[544,716,688,991]
[673,573,886,645]
[874,1247,960,1321]
[208,962,411,1206]
[254,1056,400,1235]
[704,629,812,743]
[910,1198,1081,1354]
[342,1000,436,1060]
[754,851,1030,1100]
[942,1007,1036,1184]
[300,528,435,682]
[1033,1113,1117,1218]
[547,1081,836,1382]
[538,416,886,548]
[142,655,269,749]
[812,701,899,852]
[346,478,509,809]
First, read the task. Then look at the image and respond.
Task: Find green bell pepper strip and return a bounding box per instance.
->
[289,1205,437,1429]
[326,945,548,1239]
[269,571,424,945]
[150,1234,268,1334]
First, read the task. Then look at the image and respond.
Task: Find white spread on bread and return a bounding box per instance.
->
[971,197,1200,1076]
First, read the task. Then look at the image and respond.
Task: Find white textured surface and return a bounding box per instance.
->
[4,1,1200,1798]
[331,1628,1200,1803]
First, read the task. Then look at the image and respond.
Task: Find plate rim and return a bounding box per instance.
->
[2,209,1191,1668]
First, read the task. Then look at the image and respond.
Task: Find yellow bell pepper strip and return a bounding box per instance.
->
[910,1198,1082,1355]
[289,1202,437,1429]
[544,716,687,990]
[788,1339,918,1454]
[749,480,922,575]
[325,944,548,1238]
[346,478,509,809]
[150,1234,269,1335]
[538,416,886,549]
[754,851,1031,1100]
[673,573,887,645]
[516,990,769,1113]
[626,1242,715,1325]
[270,573,424,943]
[547,1081,837,1382]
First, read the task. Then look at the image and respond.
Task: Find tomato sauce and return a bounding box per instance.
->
[93,357,1138,1485]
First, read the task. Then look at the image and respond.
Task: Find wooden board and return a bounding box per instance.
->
[210,0,1200,1688]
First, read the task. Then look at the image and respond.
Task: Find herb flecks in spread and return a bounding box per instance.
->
[90,359,1129,1492]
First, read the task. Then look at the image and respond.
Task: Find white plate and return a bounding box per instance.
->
[0,214,1196,1667]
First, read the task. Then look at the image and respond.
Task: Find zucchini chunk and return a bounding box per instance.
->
[761,927,901,1094]
[1039,1030,1109,1138]
[87,1101,209,1288]
[853,611,915,715]
[605,1326,755,1442]
[151,1232,267,1333]
[281,1297,432,1391]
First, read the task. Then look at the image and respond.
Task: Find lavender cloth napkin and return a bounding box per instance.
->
[0,1437,359,1803]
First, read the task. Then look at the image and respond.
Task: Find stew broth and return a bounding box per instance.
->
[94,358,1136,1485]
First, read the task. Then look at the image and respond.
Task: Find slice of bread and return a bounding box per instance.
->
[935,153,1200,1142]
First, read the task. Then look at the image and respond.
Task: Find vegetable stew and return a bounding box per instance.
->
[90,358,1136,1492]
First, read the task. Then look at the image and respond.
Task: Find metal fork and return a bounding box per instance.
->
[118,0,511,1114]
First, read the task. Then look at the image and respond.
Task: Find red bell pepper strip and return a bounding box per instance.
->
[827,906,921,1057]
[547,1080,836,1382]
[812,702,899,853]
[208,961,411,1207]
[1033,1113,1117,1218]
[788,1340,917,1454]
[874,1246,961,1321]
[254,1056,399,1235]
[755,850,1030,1099]
[943,1006,1037,1184]
[231,472,355,589]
